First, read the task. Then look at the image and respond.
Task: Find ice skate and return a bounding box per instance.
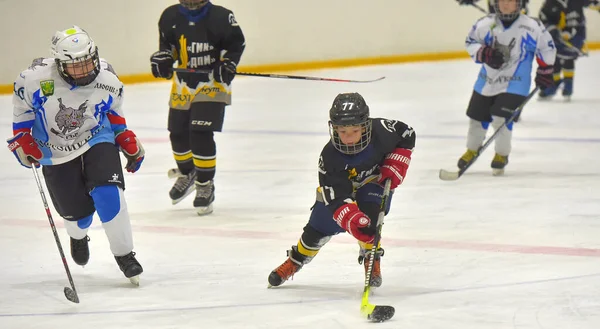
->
[193,180,215,216]
[359,248,384,288]
[538,82,559,100]
[268,247,303,288]
[491,153,509,176]
[70,236,90,266]
[168,169,197,205]
[562,78,573,102]
[115,251,143,286]
[457,149,478,170]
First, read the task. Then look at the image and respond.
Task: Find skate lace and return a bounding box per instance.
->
[174,173,195,192]
[195,181,213,199]
[275,258,299,280]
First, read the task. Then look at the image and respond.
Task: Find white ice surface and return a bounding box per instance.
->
[1,55,600,329]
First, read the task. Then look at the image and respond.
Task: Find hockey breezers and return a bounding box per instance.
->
[173,68,385,83]
[32,165,80,303]
[360,179,395,322]
[439,87,539,181]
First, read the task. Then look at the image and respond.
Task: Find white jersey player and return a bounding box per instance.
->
[457,0,556,175]
[7,26,145,285]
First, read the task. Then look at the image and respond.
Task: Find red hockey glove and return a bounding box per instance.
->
[535,65,555,89]
[476,46,505,69]
[115,130,145,173]
[378,148,412,189]
[333,203,374,243]
[7,132,43,168]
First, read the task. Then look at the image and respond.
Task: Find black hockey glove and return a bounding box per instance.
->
[213,59,237,84]
[150,50,174,79]
[456,0,475,4]
[476,46,505,69]
[535,65,555,89]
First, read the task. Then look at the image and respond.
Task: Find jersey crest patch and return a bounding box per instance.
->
[40,80,54,96]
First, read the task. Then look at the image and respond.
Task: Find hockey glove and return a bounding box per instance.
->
[535,65,555,89]
[7,132,43,168]
[213,59,237,84]
[150,50,174,79]
[378,148,412,189]
[456,0,475,4]
[476,46,505,69]
[333,203,374,244]
[115,130,145,173]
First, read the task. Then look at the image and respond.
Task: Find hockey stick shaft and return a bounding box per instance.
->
[31,165,79,303]
[441,87,539,180]
[360,179,394,322]
[471,3,488,14]
[173,68,385,83]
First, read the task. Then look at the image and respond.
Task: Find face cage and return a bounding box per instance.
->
[329,121,372,155]
[56,50,101,87]
[180,0,209,10]
[495,0,521,21]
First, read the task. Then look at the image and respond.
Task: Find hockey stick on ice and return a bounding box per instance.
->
[439,87,539,181]
[31,165,80,303]
[360,179,395,322]
[173,68,385,83]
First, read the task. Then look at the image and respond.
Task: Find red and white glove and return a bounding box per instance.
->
[378,148,412,189]
[6,132,43,168]
[115,130,145,173]
[333,203,374,243]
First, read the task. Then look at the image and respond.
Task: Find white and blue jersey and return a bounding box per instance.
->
[12,58,128,165]
[466,14,557,96]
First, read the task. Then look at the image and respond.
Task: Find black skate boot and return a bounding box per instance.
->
[359,247,384,288]
[562,78,573,101]
[70,236,90,266]
[491,153,509,176]
[268,247,303,287]
[193,180,215,216]
[457,149,478,170]
[169,170,197,205]
[115,251,143,286]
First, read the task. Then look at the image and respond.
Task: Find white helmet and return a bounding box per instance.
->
[50,26,100,86]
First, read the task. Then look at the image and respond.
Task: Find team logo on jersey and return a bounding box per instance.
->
[347,167,358,179]
[51,98,93,140]
[229,13,238,26]
[380,119,398,133]
[40,80,54,96]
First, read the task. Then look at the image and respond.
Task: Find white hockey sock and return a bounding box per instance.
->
[64,219,89,240]
[466,119,488,151]
[91,186,134,257]
[491,116,512,156]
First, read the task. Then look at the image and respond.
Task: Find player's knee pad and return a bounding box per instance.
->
[90,185,124,223]
[77,214,93,229]
[169,131,190,151]
[293,225,332,264]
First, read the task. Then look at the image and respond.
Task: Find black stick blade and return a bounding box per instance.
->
[64,287,79,303]
[368,305,395,322]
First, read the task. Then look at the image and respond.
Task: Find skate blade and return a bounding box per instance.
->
[129,275,140,286]
[563,96,572,102]
[492,168,505,176]
[196,204,214,216]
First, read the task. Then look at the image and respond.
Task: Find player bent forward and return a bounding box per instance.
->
[268,93,416,288]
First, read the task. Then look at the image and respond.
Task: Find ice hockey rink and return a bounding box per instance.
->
[1,55,600,329]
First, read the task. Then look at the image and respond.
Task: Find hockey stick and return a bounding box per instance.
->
[360,179,395,322]
[439,87,539,181]
[173,68,385,83]
[31,165,80,303]
[471,3,488,14]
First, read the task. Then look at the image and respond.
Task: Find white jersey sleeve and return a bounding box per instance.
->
[465,15,557,97]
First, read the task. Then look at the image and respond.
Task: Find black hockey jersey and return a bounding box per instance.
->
[158,3,245,88]
[318,118,416,212]
[540,0,588,39]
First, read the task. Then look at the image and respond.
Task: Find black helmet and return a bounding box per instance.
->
[494,0,522,22]
[328,93,372,155]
